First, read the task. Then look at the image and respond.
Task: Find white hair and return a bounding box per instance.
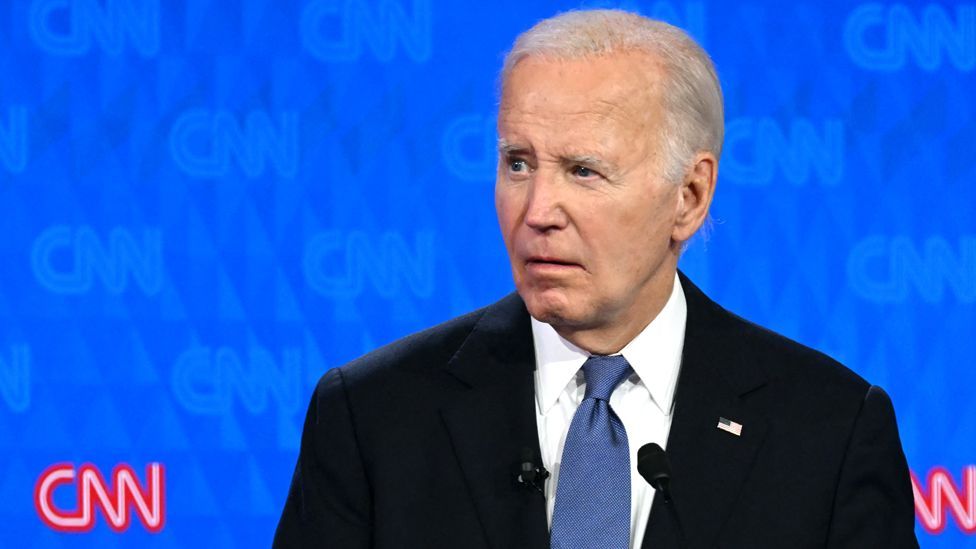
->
[500,9,724,183]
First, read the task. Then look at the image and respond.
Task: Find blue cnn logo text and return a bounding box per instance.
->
[31,225,164,295]
[442,114,496,182]
[29,0,160,57]
[171,346,302,417]
[301,0,432,62]
[0,106,28,174]
[0,345,30,413]
[722,117,844,186]
[845,3,976,71]
[304,231,435,298]
[169,110,298,178]
[847,236,976,303]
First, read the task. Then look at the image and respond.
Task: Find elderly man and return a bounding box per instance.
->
[274,10,917,548]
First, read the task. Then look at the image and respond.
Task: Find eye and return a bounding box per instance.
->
[508,158,529,173]
[571,165,598,178]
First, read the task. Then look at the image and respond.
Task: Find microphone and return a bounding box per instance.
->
[637,443,688,549]
[637,442,674,502]
[514,447,549,494]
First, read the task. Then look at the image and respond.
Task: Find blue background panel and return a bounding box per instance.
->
[0,0,973,546]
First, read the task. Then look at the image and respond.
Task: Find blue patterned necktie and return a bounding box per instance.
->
[551,355,634,549]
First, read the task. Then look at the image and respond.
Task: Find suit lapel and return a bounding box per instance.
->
[439,294,550,549]
[643,273,769,548]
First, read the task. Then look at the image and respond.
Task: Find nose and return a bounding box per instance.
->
[523,172,568,232]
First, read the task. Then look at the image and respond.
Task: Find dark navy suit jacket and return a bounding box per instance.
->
[273,273,918,548]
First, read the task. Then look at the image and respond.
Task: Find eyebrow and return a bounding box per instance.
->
[565,154,609,169]
[497,139,617,175]
[497,138,530,155]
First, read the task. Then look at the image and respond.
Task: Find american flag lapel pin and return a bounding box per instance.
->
[717,417,743,436]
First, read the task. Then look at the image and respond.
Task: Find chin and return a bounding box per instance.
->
[520,288,584,327]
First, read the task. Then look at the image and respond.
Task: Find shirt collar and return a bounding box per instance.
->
[531,272,687,416]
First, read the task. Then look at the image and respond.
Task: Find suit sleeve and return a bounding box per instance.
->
[826,385,918,548]
[273,367,372,548]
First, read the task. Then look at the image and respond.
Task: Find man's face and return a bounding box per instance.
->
[495,51,684,341]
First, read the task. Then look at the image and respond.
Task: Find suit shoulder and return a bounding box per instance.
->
[680,273,870,399]
[720,307,870,397]
[314,302,491,391]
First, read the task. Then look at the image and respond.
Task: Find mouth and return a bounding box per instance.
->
[525,256,583,272]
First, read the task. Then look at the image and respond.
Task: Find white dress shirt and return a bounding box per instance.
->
[531,273,687,548]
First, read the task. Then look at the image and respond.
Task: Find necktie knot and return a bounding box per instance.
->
[581,355,633,401]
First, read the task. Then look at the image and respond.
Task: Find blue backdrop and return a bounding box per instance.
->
[1,0,973,546]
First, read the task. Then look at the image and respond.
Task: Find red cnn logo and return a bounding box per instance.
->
[34,463,165,533]
[913,466,976,534]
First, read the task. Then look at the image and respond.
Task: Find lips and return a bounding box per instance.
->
[527,256,577,265]
[525,256,583,271]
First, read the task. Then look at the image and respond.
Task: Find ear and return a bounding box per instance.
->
[672,151,718,243]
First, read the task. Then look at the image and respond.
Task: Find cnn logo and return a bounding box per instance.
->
[34,462,165,533]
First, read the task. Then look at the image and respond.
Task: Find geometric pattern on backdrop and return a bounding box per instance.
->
[0,0,973,546]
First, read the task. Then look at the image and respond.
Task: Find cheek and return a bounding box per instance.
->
[495,187,523,240]
[602,202,673,270]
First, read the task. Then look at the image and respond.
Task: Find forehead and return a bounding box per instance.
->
[496,52,668,164]
[498,51,665,140]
